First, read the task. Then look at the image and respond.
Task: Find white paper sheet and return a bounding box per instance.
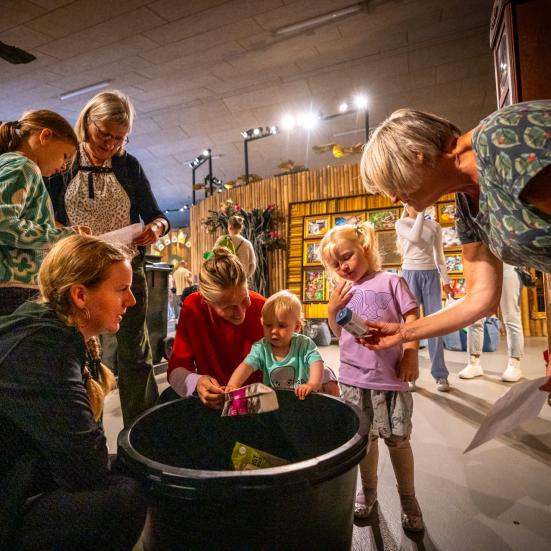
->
[99,223,143,245]
[464,376,548,453]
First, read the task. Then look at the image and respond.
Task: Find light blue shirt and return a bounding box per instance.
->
[244,333,322,389]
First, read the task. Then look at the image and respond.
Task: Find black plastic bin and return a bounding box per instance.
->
[117,390,368,551]
[144,260,172,363]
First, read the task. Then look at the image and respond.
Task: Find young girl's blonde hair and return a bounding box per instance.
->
[319,222,381,274]
[262,290,304,329]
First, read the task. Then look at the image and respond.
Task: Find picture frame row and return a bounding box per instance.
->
[302,267,466,303]
[303,232,463,271]
[303,202,457,238]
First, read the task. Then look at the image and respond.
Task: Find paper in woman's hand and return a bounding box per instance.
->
[99,223,144,245]
[464,377,548,453]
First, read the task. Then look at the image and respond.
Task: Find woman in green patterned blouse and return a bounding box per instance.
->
[356,101,550,389]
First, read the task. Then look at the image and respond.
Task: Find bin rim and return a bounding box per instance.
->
[117,391,368,488]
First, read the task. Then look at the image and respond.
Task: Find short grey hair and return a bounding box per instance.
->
[360,108,461,197]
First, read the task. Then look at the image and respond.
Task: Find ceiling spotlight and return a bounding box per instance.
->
[164,209,169,214]
[253,127,261,136]
[179,207,184,212]
[298,111,319,130]
[269,125,278,134]
[240,130,248,139]
[202,149,210,157]
[183,204,189,210]
[339,102,349,113]
[281,115,295,130]
[354,95,368,110]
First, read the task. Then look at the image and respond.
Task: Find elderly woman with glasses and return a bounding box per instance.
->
[46,90,169,426]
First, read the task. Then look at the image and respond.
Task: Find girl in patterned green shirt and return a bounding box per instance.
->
[0,110,85,315]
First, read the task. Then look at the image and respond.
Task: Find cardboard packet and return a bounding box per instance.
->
[231,441,290,471]
[222,383,279,417]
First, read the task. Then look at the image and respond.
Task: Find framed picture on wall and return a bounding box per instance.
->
[303,268,327,303]
[425,205,437,221]
[303,241,322,266]
[367,208,400,230]
[377,230,401,265]
[445,251,463,274]
[304,216,329,238]
[333,212,364,227]
[438,202,456,225]
[441,226,462,249]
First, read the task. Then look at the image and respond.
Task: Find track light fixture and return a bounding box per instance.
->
[241,126,279,185]
[241,126,279,141]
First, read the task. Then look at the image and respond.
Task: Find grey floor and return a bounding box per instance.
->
[104,337,551,551]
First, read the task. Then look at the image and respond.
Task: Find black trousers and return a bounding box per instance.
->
[9,476,147,551]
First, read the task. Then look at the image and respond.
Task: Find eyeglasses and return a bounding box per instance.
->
[90,119,129,145]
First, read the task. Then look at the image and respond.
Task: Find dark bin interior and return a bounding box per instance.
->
[129,390,360,471]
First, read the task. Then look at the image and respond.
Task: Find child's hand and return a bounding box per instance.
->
[328,280,354,316]
[321,380,340,397]
[295,383,316,400]
[397,349,418,382]
[224,385,237,393]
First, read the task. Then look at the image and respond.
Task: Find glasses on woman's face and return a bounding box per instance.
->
[90,119,129,146]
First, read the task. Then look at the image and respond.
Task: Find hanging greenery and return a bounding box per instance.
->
[202,199,286,296]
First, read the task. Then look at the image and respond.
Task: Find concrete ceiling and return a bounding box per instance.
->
[0,0,496,226]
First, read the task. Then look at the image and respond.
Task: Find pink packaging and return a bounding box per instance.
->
[222,383,279,416]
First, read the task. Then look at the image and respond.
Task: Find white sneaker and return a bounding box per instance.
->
[459,356,483,379]
[436,378,451,392]
[501,358,522,382]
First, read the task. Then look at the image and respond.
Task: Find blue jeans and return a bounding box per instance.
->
[402,269,449,380]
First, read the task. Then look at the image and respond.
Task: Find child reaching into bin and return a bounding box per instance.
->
[226,290,324,400]
[319,222,424,532]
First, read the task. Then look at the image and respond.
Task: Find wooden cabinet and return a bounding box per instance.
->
[490,0,551,340]
[490,0,551,107]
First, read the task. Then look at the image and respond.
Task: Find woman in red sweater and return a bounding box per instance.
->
[168,248,338,408]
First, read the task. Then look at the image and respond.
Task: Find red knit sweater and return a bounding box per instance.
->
[167,291,265,386]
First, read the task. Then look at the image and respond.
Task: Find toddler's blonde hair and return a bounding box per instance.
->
[262,290,304,329]
[319,222,381,274]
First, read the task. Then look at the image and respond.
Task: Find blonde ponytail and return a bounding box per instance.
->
[84,337,117,422]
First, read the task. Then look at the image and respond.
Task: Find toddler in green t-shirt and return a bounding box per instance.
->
[226,290,323,400]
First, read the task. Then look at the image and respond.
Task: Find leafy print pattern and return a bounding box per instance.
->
[455,101,551,273]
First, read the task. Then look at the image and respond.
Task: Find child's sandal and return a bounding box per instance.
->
[399,494,424,532]
[354,488,377,519]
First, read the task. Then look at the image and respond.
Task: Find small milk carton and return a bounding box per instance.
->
[222,383,279,416]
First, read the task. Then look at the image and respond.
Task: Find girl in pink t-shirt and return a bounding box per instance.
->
[319,222,423,532]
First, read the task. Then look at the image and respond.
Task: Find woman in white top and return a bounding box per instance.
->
[214,215,257,279]
[395,206,453,391]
